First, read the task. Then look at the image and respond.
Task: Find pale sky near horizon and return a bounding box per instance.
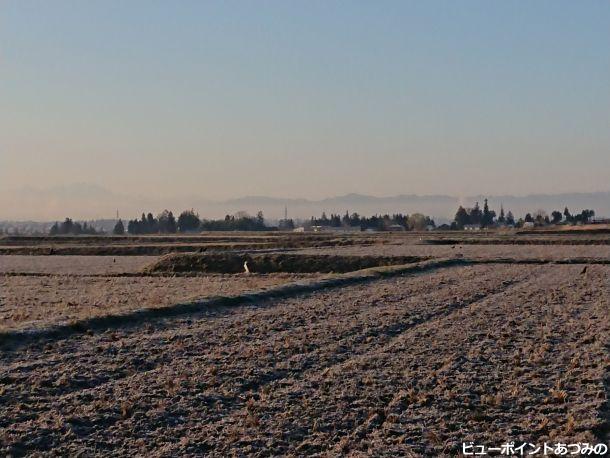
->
[1,1,609,202]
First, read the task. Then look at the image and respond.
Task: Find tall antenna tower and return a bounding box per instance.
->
[284,205,288,221]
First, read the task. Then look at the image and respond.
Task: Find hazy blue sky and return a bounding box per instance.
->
[1,1,609,202]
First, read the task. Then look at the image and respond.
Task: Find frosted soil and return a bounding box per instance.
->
[0,255,155,275]
[296,243,610,261]
[0,274,320,332]
[0,264,607,456]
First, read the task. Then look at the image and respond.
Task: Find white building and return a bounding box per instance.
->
[463,224,480,231]
[311,225,361,233]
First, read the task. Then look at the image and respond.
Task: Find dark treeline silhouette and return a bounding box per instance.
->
[49,218,100,235]
[126,210,266,234]
[310,211,435,231]
[559,208,595,225]
[45,201,600,235]
[452,198,595,229]
[201,211,266,231]
[127,211,177,234]
[113,219,125,235]
[453,199,505,229]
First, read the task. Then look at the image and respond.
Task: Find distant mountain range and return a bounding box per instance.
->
[1,183,609,223]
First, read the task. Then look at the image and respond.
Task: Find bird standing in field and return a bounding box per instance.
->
[244,260,250,274]
[580,266,588,275]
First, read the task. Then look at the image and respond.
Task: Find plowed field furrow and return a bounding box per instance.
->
[223,265,608,457]
[0,266,516,427]
[153,267,556,456]
[1,264,608,457]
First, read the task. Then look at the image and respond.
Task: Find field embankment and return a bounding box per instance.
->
[143,253,429,274]
[0,234,386,256]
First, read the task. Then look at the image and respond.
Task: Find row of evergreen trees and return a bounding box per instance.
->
[453,199,505,229]
[309,211,435,231]
[51,203,599,235]
[49,218,100,235]
[201,211,267,231]
[453,199,595,229]
[119,210,267,234]
[125,210,179,234]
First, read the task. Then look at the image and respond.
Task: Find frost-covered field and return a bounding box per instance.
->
[0,235,608,456]
[0,255,154,275]
[297,242,610,261]
[0,273,321,332]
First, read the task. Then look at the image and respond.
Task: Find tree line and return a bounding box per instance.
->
[46,202,600,236]
[452,199,596,229]
[309,211,435,231]
[119,210,267,234]
[49,218,100,235]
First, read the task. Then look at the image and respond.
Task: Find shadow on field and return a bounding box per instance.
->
[0,258,460,349]
[1,255,608,350]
